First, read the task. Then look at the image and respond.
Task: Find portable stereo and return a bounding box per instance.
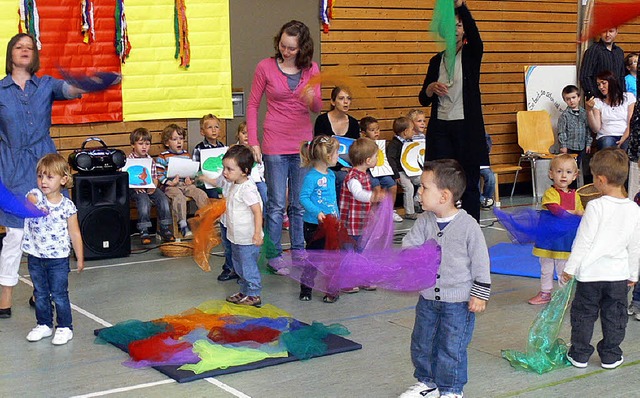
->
[68,137,126,173]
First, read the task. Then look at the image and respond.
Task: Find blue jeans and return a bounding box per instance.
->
[632,283,640,307]
[220,223,233,273]
[596,136,627,150]
[130,189,173,233]
[256,181,268,219]
[202,186,220,199]
[28,256,72,329]
[344,235,362,252]
[263,154,307,253]
[479,168,495,202]
[333,168,347,199]
[370,174,396,189]
[230,243,262,296]
[411,296,475,395]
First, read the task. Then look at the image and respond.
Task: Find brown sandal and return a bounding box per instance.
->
[226,292,246,303]
[237,295,262,307]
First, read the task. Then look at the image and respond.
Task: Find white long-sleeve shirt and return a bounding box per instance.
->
[564,195,640,282]
[346,178,373,203]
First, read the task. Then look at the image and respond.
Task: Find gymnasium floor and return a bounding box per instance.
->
[2,196,640,398]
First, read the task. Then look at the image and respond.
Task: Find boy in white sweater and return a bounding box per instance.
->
[562,148,640,369]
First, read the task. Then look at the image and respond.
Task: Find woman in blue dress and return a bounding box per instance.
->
[0,33,85,318]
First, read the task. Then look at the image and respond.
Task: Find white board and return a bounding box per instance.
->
[400,139,426,177]
[371,140,393,177]
[524,65,577,152]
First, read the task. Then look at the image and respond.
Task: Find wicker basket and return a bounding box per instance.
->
[159,242,194,257]
[577,184,602,208]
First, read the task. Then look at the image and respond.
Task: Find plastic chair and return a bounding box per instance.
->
[510,110,556,202]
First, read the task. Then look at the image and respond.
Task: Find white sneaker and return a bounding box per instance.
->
[26,324,53,342]
[51,327,73,345]
[601,356,623,369]
[393,211,404,223]
[627,303,636,316]
[567,354,588,368]
[399,382,439,398]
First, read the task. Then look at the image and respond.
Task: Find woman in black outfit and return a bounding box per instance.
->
[314,86,360,139]
[314,86,360,195]
[418,0,488,222]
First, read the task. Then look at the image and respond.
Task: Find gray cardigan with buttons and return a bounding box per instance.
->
[402,209,491,302]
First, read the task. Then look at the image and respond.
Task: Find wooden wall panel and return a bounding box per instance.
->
[320,0,599,185]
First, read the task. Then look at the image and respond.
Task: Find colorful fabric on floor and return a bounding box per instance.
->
[124,345,199,369]
[280,321,350,360]
[209,324,282,345]
[128,332,192,362]
[95,320,167,347]
[196,300,291,319]
[501,279,574,374]
[155,310,226,339]
[179,339,289,374]
[95,301,346,373]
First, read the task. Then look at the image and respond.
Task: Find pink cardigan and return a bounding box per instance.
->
[247,58,322,155]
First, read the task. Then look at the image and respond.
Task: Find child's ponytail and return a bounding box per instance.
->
[300,140,313,167]
[300,135,339,168]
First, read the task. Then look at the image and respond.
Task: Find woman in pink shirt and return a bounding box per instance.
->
[246,20,321,261]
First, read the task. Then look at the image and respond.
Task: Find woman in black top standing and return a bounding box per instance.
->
[418,0,488,222]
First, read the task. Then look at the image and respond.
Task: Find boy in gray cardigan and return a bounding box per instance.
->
[399,159,491,398]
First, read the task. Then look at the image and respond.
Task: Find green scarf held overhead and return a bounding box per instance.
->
[430,0,457,84]
[501,279,575,374]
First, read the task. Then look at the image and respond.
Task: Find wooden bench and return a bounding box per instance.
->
[492,165,522,207]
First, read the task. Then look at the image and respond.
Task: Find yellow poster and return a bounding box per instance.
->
[0,0,19,50]
[122,0,233,121]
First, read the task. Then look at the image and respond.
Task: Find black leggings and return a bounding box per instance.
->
[426,119,482,221]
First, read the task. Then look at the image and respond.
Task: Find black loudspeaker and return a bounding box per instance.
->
[72,172,130,260]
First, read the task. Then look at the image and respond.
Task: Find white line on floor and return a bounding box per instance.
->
[205,378,252,398]
[486,226,506,232]
[81,257,179,271]
[71,303,112,327]
[69,380,176,397]
[19,276,113,327]
[19,273,250,397]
